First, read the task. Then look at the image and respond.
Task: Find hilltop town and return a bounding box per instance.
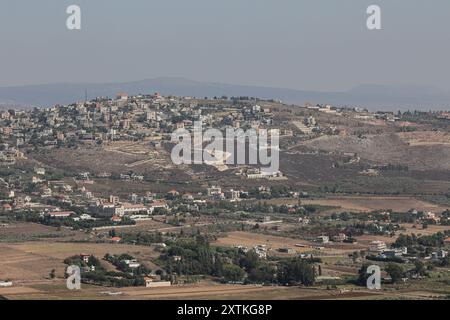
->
[0,92,449,299]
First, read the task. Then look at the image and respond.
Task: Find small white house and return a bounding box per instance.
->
[317,235,329,244]
[0,281,13,287]
[35,168,46,175]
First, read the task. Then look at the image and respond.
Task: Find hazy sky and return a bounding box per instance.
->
[1,0,450,91]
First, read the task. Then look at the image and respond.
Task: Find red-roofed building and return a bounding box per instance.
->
[80,254,92,263]
[111,237,122,243]
[167,189,180,197]
[110,215,122,222]
[149,200,168,213]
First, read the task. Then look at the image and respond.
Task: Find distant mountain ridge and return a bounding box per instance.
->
[0,77,449,112]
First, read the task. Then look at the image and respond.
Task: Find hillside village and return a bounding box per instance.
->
[0,93,449,299]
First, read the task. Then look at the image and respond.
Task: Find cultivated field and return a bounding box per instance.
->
[0,242,159,282]
[2,278,447,300]
[0,280,386,300]
[301,196,449,213]
[0,222,86,242]
[213,231,311,253]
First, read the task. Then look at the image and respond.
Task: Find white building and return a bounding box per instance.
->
[35,167,46,175]
[369,241,387,252]
[0,281,13,287]
[317,236,329,244]
[207,186,222,196]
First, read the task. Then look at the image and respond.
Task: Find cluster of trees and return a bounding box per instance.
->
[120,232,164,246]
[441,210,450,226]
[376,164,409,171]
[276,258,316,286]
[104,253,150,276]
[0,167,16,177]
[160,235,317,286]
[213,201,321,216]
[343,222,398,236]
[248,186,293,199]
[366,255,405,264]
[389,212,417,224]
[319,184,343,194]
[81,270,146,287]
[339,209,450,227]
[63,253,150,288]
[358,259,432,286]
[14,210,135,230]
[399,110,448,124]
[391,232,450,259]
[393,232,449,249]
[237,250,276,284]
[64,255,103,270]
[162,236,222,277]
